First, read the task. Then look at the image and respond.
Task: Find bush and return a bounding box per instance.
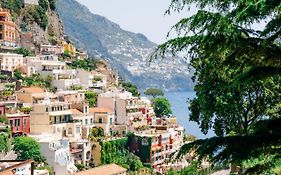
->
[85,91,98,107]
[13,137,44,164]
[16,48,32,57]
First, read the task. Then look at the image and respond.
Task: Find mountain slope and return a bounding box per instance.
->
[56,0,193,91]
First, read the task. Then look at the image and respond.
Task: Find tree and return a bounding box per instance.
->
[152,98,172,118]
[0,115,9,124]
[90,127,104,138]
[15,48,32,57]
[121,82,140,97]
[13,137,44,163]
[144,88,164,98]
[153,0,281,173]
[48,0,56,10]
[85,91,98,107]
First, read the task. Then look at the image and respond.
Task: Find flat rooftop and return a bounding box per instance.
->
[74,164,127,175]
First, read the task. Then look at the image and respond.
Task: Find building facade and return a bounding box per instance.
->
[0,53,23,72]
[6,113,30,137]
[0,9,18,48]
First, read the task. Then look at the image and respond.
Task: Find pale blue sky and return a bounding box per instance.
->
[76,0,191,44]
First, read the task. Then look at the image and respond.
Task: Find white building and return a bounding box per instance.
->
[77,69,107,90]
[23,0,39,5]
[0,53,23,72]
[98,90,142,125]
[34,135,77,175]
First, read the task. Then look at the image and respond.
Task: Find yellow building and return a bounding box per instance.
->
[62,41,76,57]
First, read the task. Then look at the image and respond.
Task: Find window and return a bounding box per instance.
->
[0,33,2,40]
[54,116,57,124]
[9,120,13,126]
[15,119,20,127]
[85,119,88,125]
[99,118,102,124]
[51,107,55,111]
[45,107,48,112]
[110,118,113,125]
[23,119,27,127]
[68,128,72,134]
[84,106,88,113]
[59,116,62,123]
[90,118,93,124]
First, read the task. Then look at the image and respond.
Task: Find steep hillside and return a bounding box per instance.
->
[56,0,193,91]
[0,0,64,52]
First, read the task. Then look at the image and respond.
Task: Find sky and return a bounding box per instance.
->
[75,0,192,44]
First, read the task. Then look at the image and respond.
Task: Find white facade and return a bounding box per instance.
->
[98,90,141,125]
[77,69,107,90]
[23,0,39,5]
[0,53,23,72]
[36,136,77,175]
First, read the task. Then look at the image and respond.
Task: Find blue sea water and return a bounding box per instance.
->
[165,91,215,139]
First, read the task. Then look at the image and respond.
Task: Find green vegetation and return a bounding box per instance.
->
[0,0,23,15]
[13,137,44,164]
[121,82,140,97]
[127,133,152,164]
[20,107,32,114]
[152,97,172,118]
[144,88,164,98]
[48,0,56,11]
[0,74,8,81]
[0,115,9,124]
[16,47,33,57]
[90,127,104,139]
[14,71,54,91]
[168,161,228,175]
[154,0,281,174]
[0,132,10,153]
[75,163,87,171]
[85,91,98,107]
[100,138,144,172]
[69,59,98,71]
[70,85,83,90]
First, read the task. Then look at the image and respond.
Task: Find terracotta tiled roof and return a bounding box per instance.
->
[74,164,127,175]
[71,109,83,115]
[89,107,113,113]
[19,86,45,93]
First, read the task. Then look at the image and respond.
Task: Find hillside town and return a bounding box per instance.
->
[0,7,189,175]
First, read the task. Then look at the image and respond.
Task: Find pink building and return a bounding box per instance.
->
[6,113,30,136]
[0,103,5,115]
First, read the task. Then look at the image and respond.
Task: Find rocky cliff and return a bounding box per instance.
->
[0,0,64,52]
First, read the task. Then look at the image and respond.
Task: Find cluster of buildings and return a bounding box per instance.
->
[0,7,187,175]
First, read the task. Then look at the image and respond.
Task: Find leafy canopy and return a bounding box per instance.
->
[144,88,164,98]
[13,137,44,163]
[152,97,172,118]
[153,0,281,174]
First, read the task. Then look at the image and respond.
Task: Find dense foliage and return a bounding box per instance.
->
[13,137,44,163]
[154,0,281,173]
[68,59,98,71]
[121,82,140,97]
[16,48,33,57]
[0,126,11,153]
[14,71,55,91]
[152,97,172,118]
[0,0,53,30]
[144,88,164,98]
[85,91,98,107]
[100,138,143,172]
[90,127,104,138]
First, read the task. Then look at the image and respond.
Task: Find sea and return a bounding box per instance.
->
[165,91,215,139]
